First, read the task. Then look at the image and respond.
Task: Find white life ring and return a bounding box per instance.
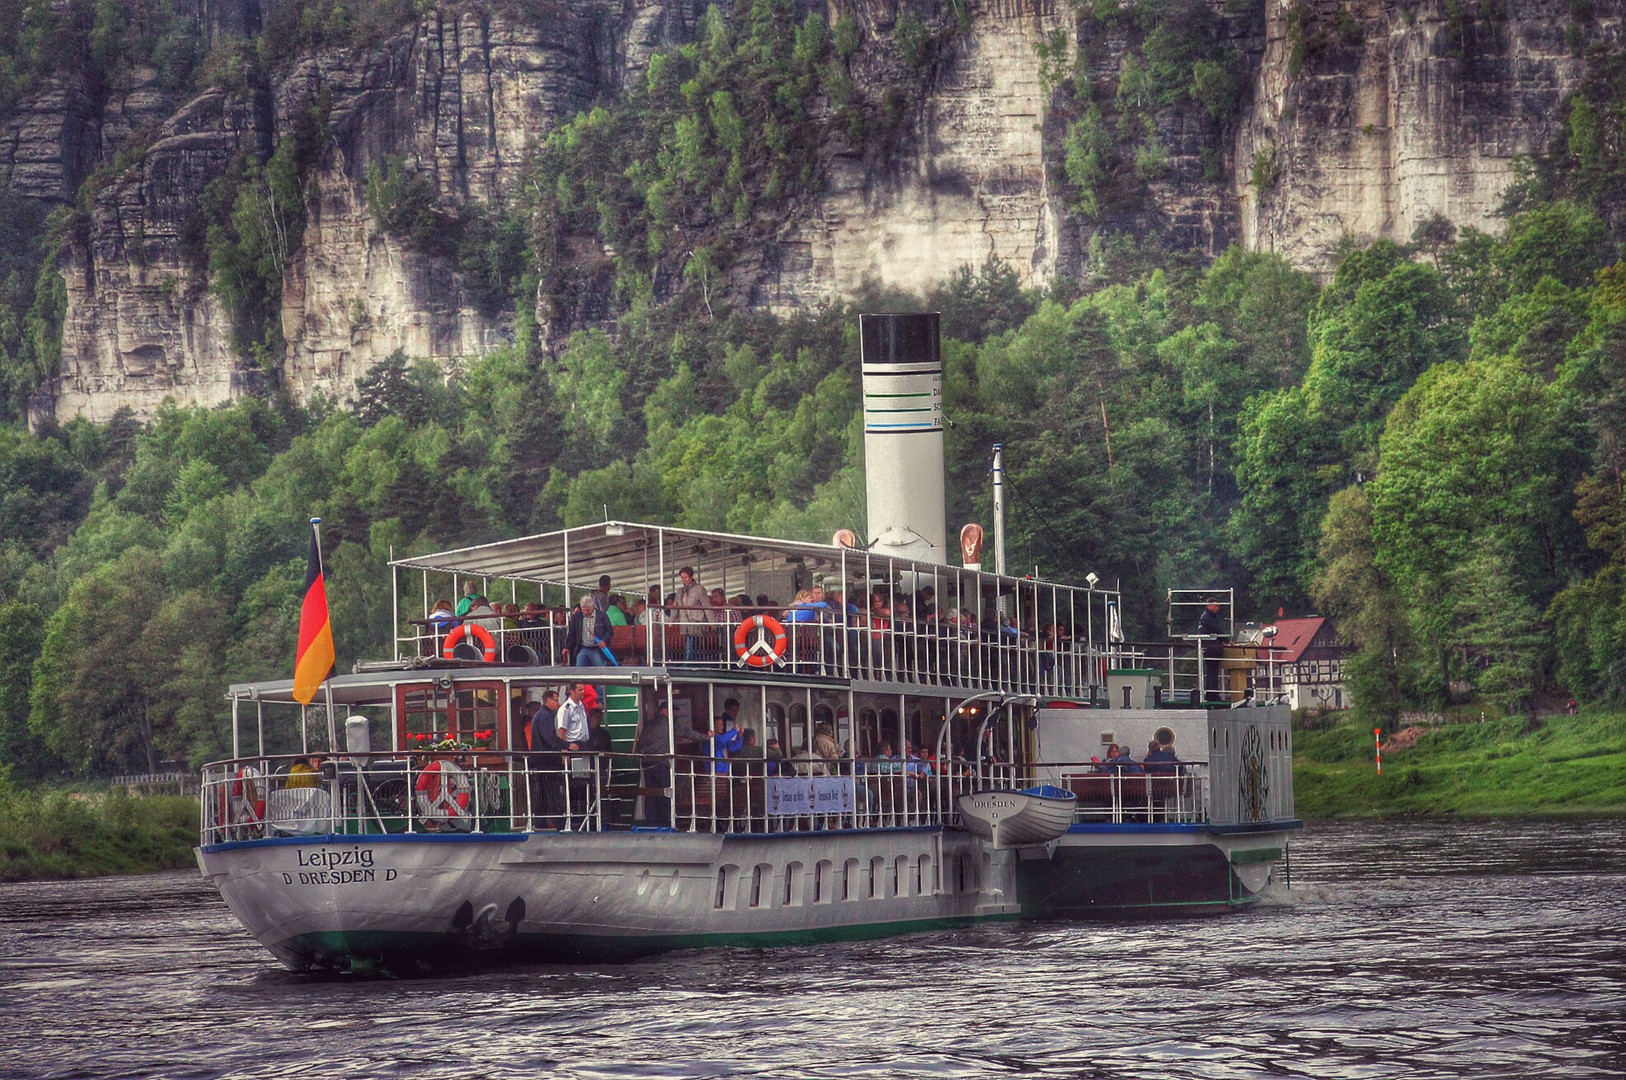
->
[415,759,472,830]
[223,766,263,837]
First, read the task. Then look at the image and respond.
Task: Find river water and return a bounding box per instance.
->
[2,819,1622,1079]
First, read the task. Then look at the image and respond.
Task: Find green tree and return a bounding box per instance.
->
[1368,354,1581,707]
[1313,486,1420,728]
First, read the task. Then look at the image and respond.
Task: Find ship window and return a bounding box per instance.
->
[895,855,909,898]
[843,858,860,900]
[715,865,739,909]
[767,703,787,748]
[916,854,930,896]
[784,862,804,907]
[399,682,502,750]
[790,703,808,755]
[870,856,885,898]
[815,860,834,904]
[750,864,770,908]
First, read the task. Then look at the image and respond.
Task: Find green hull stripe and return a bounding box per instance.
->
[286,914,1018,966]
[1229,846,1283,865]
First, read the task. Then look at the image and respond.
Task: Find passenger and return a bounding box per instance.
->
[464,597,497,631]
[905,741,931,779]
[784,588,817,621]
[709,588,730,627]
[1116,745,1144,776]
[733,728,765,776]
[454,581,481,617]
[427,598,457,630]
[590,575,612,617]
[635,700,708,824]
[813,720,840,762]
[915,585,936,619]
[529,689,564,828]
[1197,598,1227,702]
[633,700,674,824]
[710,711,744,775]
[1143,736,1179,776]
[1094,744,1124,775]
[556,683,590,751]
[587,707,613,789]
[754,594,772,609]
[764,737,786,776]
[564,594,613,668]
[674,567,710,661]
[286,756,319,788]
[605,594,630,627]
[426,598,457,654]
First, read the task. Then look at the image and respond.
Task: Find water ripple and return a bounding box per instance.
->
[1,820,1623,1079]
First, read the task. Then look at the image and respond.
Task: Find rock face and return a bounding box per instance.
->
[276,8,618,403]
[768,0,1077,308]
[7,0,1622,423]
[1235,0,1625,270]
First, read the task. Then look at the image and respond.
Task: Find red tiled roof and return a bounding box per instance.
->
[1267,616,1328,664]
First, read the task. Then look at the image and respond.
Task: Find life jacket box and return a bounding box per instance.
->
[1106,668,1162,710]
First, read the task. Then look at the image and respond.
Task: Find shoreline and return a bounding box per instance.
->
[1290,707,1626,819]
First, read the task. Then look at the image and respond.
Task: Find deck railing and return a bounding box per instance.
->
[199,752,1218,845]
[1046,761,1210,824]
[398,611,1291,704]
[199,752,1027,845]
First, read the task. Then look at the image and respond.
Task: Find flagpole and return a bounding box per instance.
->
[311,518,339,753]
[311,517,326,579]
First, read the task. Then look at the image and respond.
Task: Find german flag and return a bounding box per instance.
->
[292,527,335,705]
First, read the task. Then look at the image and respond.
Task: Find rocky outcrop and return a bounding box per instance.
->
[766,0,1077,307]
[1236,0,1625,270]
[13,0,1626,423]
[277,7,616,402]
[52,5,624,421]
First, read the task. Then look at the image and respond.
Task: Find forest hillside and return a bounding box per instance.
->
[0,0,1622,780]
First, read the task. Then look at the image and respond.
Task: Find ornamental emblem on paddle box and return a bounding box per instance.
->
[1238,724,1269,821]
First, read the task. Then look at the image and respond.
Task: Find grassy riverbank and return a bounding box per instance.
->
[1292,707,1626,818]
[0,778,198,882]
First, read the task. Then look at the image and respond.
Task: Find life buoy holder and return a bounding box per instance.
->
[222,766,264,836]
[415,759,472,829]
[443,623,497,662]
[733,614,788,668]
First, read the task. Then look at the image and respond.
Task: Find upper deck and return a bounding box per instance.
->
[385,520,1123,701]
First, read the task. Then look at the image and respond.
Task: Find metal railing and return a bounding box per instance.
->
[397,607,1116,698]
[1048,760,1210,824]
[200,752,1020,844]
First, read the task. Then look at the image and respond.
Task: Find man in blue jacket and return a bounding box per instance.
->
[565,594,613,668]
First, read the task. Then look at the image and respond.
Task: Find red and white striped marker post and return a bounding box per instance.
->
[1375,728,1382,775]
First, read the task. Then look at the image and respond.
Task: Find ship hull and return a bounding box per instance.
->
[197,828,1018,972]
[1012,823,1297,917]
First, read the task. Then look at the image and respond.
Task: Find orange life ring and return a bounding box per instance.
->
[733,614,788,668]
[442,622,497,662]
[414,759,472,828]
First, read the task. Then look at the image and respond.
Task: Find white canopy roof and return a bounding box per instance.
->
[389,520,1024,593]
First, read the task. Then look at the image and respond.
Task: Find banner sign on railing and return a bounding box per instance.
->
[767,777,854,816]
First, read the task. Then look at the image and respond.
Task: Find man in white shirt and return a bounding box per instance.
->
[556,683,590,750]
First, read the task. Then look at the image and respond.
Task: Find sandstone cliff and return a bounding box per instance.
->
[4,0,1620,423]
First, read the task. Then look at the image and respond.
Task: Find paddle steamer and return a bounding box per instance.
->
[196,315,1300,972]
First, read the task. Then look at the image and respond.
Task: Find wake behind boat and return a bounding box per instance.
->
[195,314,1301,973]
